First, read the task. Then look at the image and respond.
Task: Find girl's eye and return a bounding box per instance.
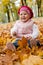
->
[20,14,22,15]
[24,14,27,15]
[20,13,27,15]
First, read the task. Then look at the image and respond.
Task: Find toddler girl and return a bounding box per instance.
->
[6,6,40,50]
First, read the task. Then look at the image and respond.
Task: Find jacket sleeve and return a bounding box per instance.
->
[10,22,18,36]
[31,24,39,39]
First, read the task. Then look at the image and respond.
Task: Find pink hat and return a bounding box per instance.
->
[18,6,33,19]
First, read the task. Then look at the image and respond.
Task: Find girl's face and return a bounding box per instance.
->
[19,11,30,22]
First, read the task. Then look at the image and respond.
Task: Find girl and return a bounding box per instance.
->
[6,6,40,50]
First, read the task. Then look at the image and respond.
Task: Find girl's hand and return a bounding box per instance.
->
[13,32,17,36]
[12,32,17,38]
[27,36,32,40]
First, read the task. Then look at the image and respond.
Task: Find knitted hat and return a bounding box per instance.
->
[18,6,33,19]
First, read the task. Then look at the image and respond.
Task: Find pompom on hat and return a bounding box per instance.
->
[18,6,33,19]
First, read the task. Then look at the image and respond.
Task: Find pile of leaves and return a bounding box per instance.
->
[0,37,43,65]
[0,22,15,48]
[0,18,43,65]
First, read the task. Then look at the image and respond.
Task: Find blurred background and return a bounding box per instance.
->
[0,0,43,23]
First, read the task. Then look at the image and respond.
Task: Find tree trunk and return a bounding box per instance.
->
[36,0,41,16]
[6,6,10,22]
[21,0,27,6]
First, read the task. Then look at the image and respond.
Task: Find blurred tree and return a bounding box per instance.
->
[21,0,27,6]
[2,0,10,22]
[0,3,6,23]
[10,2,19,20]
[2,0,18,22]
[2,0,10,6]
[26,0,32,8]
[36,0,42,16]
[32,0,38,17]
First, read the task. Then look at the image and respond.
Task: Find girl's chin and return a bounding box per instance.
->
[21,20,28,22]
[22,21,26,22]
